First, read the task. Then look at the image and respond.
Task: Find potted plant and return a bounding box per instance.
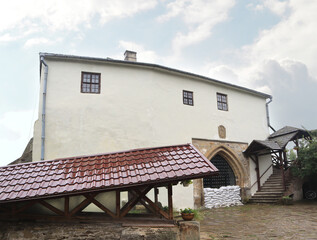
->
[180,208,195,221]
[181,179,193,187]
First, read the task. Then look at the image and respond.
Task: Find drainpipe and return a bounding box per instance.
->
[266,96,276,132]
[40,55,48,160]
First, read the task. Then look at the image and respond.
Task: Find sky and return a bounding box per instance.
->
[0,0,316,166]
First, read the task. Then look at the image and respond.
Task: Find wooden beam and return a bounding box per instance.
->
[282,150,287,191]
[38,200,64,216]
[249,155,257,164]
[168,184,173,220]
[64,196,69,217]
[255,155,261,191]
[120,186,152,218]
[129,190,156,214]
[69,193,97,216]
[84,194,116,218]
[134,188,170,219]
[116,190,120,218]
[12,201,37,216]
[279,151,286,191]
[154,187,158,215]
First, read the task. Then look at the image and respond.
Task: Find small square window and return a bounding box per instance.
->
[81,72,101,94]
[217,93,228,111]
[183,90,193,106]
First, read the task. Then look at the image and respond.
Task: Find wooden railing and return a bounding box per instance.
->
[250,164,273,191]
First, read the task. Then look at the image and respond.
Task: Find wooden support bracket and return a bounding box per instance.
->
[38,200,64,216]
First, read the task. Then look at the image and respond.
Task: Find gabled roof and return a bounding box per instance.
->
[40,52,271,99]
[244,126,310,155]
[244,140,282,155]
[0,144,218,203]
[268,126,309,139]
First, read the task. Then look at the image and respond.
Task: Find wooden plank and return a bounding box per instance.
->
[168,184,173,220]
[38,200,64,216]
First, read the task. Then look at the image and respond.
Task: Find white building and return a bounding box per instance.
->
[32,51,273,209]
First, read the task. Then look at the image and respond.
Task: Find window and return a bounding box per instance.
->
[183,90,193,106]
[81,72,101,93]
[217,93,228,111]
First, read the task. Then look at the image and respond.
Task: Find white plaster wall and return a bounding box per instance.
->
[250,154,273,195]
[33,59,269,161]
[33,58,270,208]
[250,160,258,195]
[258,154,273,186]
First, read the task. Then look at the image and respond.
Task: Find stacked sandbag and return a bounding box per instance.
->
[204,185,243,208]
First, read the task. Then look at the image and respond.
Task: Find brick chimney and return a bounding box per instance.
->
[124,50,137,62]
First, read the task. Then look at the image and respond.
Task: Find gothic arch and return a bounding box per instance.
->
[205,145,248,188]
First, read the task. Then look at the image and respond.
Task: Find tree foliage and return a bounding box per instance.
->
[291,132,317,179]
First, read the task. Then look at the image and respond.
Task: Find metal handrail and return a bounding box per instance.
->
[250,164,273,190]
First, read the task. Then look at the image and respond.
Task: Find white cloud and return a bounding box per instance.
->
[0,33,19,43]
[205,0,317,128]
[158,0,235,53]
[0,0,157,41]
[206,64,239,84]
[24,37,61,48]
[118,41,161,64]
[254,0,289,16]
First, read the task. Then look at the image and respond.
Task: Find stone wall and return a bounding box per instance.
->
[192,139,250,208]
[204,186,243,208]
[0,220,200,240]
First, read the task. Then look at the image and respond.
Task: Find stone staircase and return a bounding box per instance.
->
[249,167,286,203]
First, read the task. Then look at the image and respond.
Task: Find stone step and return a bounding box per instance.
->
[249,199,279,203]
[260,188,284,191]
[253,191,283,196]
[264,178,283,182]
[261,185,284,188]
[261,185,286,188]
[257,190,284,193]
[251,195,282,199]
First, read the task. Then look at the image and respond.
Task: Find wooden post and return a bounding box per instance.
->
[255,155,261,191]
[64,196,69,217]
[279,151,286,191]
[116,190,120,218]
[154,187,159,215]
[167,184,173,220]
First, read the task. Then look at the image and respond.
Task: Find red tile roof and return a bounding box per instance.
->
[0,144,218,203]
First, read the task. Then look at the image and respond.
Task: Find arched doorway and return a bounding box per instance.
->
[204,154,236,188]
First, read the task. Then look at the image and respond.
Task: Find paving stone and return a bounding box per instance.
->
[199,200,317,240]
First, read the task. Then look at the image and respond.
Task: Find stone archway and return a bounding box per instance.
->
[192,139,250,208]
[205,145,248,189]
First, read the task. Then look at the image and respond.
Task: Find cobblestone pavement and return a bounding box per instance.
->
[199,201,317,240]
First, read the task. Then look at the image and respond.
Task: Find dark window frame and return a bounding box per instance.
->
[183,90,194,106]
[217,93,228,111]
[81,72,101,94]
